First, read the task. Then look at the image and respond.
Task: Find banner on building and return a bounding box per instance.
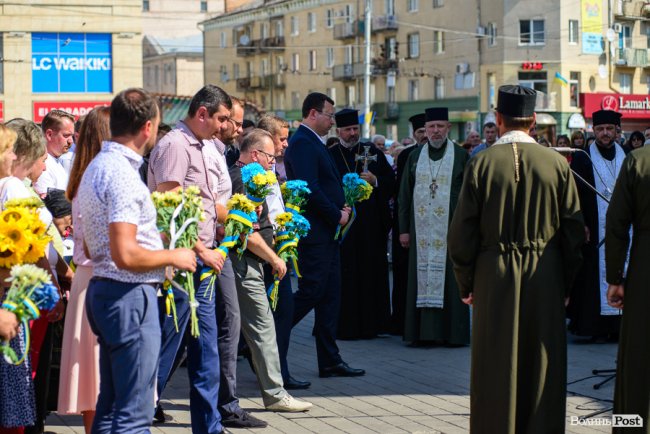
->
[0,102,4,123]
[581,0,604,54]
[33,101,110,123]
[32,33,112,93]
[580,93,650,119]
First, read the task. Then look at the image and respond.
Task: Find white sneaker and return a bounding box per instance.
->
[265,394,313,412]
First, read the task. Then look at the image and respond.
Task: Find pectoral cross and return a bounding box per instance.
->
[430,180,439,199]
[355,145,377,173]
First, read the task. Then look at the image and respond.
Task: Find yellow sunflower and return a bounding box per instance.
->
[1,207,29,224]
[274,212,293,228]
[21,235,50,264]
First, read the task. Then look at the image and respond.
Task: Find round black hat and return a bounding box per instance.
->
[409,113,426,131]
[592,109,622,126]
[335,108,360,128]
[497,85,537,117]
[425,107,448,122]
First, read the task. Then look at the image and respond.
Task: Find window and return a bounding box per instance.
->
[308,13,316,32]
[291,91,301,109]
[292,53,300,71]
[386,37,398,60]
[454,72,475,89]
[620,73,632,94]
[434,76,445,99]
[326,9,334,28]
[327,87,337,102]
[408,0,418,12]
[408,80,419,101]
[433,31,444,54]
[291,16,299,36]
[487,22,497,47]
[618,24,632,49]
[0,34,3,94]
[344,45,353,64]
[408,33,420,58]
[433,0,444,7]
[233,63,240,79]
[519,19,545,45]
[261,59,269,76]
[345,5,354,24]
[646,24,650,48]
[260,22,269,39]
[569,71,580,107]
[326,47,335,68]
[647,74,650,94]
[487,72,496,109]
[143,0,150,11]
[346,85,356,106]
[568,20,579,44]
[518,71,547,94]
[309,50,317,70]
[220,32,227,48]
[385,0,395,15]
[276,56,285,73]
[274,20,284,37]
[200,0,207,12]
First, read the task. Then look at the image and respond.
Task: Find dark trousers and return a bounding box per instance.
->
[263,264,295,381]
[292,241,343,369]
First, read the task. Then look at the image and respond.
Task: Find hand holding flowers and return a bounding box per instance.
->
[335,173,373,240]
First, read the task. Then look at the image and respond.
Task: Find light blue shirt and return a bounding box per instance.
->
[469,142,487,158]
[78,141,164,283]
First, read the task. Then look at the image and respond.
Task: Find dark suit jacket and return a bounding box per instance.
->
[285,124,345,244]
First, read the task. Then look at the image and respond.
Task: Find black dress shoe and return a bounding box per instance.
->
[319,362,365,378]
[222,410,268,428]
[284,376,311,390]
[153,403,173,424]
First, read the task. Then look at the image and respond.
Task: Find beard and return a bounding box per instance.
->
[428,137,447,149]
[339,137,359,148]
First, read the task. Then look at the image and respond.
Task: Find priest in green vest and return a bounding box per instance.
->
[448,85,585,434]
[397,107,470,346]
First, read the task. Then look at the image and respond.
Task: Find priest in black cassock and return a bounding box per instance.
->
[328,108,395,339]
[398,107,470,346]
[568,109,625,341]
[390,113,426,335]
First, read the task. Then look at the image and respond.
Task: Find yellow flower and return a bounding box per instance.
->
[274,212,293,228]
[227,194,255,213]
[0,247,23,269]
[4,197,43,209]
[21,235,50,264]
[265,171,278,185]
[252,173,268,187]
[1,207,29,224]
[185,185,200,196]
[0,220,30,256]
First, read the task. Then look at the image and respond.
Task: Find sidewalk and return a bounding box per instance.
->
[45,310,618,434]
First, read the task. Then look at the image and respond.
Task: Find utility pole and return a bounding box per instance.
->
[362,0,372,139]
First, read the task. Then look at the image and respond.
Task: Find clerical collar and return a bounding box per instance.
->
[594,142,616,161]
[492,130,537,146]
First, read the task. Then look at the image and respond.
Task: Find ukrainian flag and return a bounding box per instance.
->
[554,72,569,87]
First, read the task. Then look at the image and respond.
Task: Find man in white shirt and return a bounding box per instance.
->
[34,109,74,195]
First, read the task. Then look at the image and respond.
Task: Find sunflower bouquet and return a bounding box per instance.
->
[267,183,311,310]
[199,193,258,301]
[0,199,52,268]
[335,173,373,240]
[241,162,277,206]
[1,264,60,364]
[152,186,205,337]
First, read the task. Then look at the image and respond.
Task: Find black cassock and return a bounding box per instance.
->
[328,141,395,339]
[568,145,621,338]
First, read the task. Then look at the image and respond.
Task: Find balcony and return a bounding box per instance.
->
[614,0,650,19]
[372,15,398,32]
[249,76,262,89]
[332,62,366,81]
[384,102,399,120]
[372,58,399,75]
[261,74,285,89]
[614,48,649,67]
[333,21,364,40]
[260,36,285,53]
[236,77,251,91]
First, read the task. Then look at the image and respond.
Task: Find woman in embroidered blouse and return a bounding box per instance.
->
[57,107,109,434]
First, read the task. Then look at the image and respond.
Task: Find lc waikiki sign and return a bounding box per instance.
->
[580,93,650,119]
[32,33,112,93]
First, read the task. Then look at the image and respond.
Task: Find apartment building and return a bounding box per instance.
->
[0,0,142,122]
[202,0,650,141]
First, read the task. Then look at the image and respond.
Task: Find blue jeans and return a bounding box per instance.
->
[85,278,161,434]
[157,285,190,401]
[186,268,223,434]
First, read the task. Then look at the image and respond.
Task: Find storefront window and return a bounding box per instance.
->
[569,72,580,107]
[518,71,547,94]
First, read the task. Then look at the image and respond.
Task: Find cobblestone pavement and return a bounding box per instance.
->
[46,307,618,434]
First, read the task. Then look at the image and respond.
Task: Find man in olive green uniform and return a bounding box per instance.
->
[448,85,585,434]
[398,107,470,346]
[606,146,650,433]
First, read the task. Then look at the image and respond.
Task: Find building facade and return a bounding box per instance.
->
[202,0,650,142]
[0,0,144,122]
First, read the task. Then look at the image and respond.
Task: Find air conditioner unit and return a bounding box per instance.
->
[456,62,470,74]
[613,23,622,33]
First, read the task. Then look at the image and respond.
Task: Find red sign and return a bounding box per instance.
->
[0,102,3,123]
[33,101,110,123]
[521,62,543,71]
[580,93,650,119]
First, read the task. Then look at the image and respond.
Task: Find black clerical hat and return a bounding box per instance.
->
[425,107,448,122]
[335,109,359,128]
[409,113,426,131]
[497,85,537,117]
[592,109,622,126]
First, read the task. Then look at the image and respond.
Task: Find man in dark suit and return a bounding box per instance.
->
[284,92,365,378]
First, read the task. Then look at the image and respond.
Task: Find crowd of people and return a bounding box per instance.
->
[0,82,648,434]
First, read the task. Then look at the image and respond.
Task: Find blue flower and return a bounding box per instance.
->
[32,283,60,311]
[241,162,265,185]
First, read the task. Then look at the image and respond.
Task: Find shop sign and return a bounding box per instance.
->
[580,93,650,119]
[33,101,110,123]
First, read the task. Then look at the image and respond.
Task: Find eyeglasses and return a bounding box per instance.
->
[228,117,243,129]
[315,109,335,119]
[257,149,276,163]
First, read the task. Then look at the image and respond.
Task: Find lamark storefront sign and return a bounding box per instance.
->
[580,93,650,118]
